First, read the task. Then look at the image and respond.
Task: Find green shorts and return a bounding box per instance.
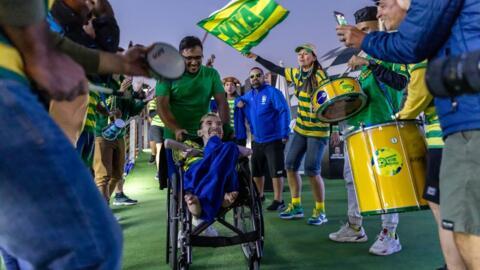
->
[440,130,480,235]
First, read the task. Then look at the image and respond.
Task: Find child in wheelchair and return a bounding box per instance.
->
[171,113,252,222]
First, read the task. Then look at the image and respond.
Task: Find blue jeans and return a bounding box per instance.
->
[285,132,328,176]
[0,80,122,269]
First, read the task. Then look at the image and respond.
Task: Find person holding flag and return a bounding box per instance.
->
[244,44,332,226]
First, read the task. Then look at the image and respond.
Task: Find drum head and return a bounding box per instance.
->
[316,93,368,123]
[147,42,185,80]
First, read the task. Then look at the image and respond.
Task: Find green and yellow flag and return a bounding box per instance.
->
[197,0,289,53]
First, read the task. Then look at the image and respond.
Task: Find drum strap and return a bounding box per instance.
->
[375,78,398,116]
[99,93,111,114]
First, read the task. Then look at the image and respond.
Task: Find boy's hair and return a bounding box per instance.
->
[199,113,221,128]
[179,36,203,52]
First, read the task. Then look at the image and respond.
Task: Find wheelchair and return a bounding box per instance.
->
[164,140,264,270]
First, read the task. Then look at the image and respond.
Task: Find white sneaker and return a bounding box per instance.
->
[329,222,368,243]
[369,229,402,256]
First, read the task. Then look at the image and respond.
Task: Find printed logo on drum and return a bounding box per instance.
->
[340,81,354,92]
[316,91,328,105]
[371,147,403,176]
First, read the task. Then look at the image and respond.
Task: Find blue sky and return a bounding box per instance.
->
[111,0,373,81]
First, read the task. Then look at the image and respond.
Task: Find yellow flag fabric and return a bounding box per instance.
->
[197,0,289,53]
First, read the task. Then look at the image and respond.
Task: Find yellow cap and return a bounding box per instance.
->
[295,43,318,56]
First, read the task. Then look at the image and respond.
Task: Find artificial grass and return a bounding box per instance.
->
[0,153,444,270]
[119,154,443,270]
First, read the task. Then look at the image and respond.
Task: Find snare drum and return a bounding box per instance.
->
[146,42,185,80]
[346,121,428,215]
[312,77,367,123]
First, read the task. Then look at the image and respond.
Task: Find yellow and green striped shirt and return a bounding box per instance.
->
[147,100,164,127]
[285,67,331,138]
[83,90,100,133]
[424,104,443,148]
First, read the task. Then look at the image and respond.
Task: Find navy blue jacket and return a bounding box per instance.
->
[237,84,290,143]
[361,0,480,137]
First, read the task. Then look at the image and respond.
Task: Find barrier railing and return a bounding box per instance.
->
[124,115,149,175]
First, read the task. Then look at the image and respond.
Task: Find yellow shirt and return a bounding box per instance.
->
[285,67,331,138]
[397,61,444,148]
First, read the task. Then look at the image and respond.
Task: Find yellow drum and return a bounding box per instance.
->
[312,77,367,123]
[346,121,429,216]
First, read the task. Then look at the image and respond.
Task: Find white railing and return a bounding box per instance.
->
[124,115,149,175]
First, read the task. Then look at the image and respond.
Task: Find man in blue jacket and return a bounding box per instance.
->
[237,67,290,211]
[337,0,480,267]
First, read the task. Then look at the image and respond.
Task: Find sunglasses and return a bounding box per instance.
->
[250,73,262,79]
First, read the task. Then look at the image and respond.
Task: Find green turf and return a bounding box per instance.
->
[0,153,444,270]
[118,153,443,270]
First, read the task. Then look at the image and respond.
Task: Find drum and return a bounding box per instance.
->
[147,42,185,80]
[312,77,367,123]
[102,119,126,141]
[345,121,429,216]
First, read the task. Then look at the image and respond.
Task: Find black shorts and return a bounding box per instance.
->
[251,140,286,178]
[149,125,164,143]
[423,148,442,204]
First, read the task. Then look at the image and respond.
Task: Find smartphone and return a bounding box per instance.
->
[334,11,348,26]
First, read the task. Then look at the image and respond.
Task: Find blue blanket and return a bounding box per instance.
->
[184,136,239,221]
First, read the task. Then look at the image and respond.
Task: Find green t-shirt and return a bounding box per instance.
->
[156,65,224,139]
[345,57,407,131]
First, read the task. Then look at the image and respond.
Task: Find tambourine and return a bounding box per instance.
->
[147,42,185,80]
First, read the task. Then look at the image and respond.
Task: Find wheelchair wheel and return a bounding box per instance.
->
[166,178,171,264]
[167,174,179,270]
[177,204,192,270]
[233,188,264,269]
[168,172,192,270]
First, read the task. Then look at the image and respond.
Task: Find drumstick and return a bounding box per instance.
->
[339,66,352,77]
[88,83,114,94]
[339,50,368,77]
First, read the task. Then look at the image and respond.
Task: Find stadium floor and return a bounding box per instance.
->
[1,153,444,270]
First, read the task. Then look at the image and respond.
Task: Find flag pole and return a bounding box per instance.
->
[201,31,209,44]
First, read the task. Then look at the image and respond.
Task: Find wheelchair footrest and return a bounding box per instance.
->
[190,231,259,247]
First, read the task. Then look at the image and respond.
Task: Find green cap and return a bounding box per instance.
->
[295,43,318,56]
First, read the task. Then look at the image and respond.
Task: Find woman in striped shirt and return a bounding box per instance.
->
[245,43,334,226]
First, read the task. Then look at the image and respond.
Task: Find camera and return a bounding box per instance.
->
[426,50,480,97]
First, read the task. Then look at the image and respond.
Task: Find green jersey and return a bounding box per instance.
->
[345,58,407,132]
[156,66,224,139]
